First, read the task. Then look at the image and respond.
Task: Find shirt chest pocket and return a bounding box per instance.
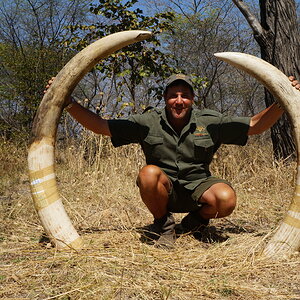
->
[143,135,164,160]
[194,137,214,163]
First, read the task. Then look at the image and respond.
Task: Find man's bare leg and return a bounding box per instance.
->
[137,165,175,248]
[198,183,236,220]
[137,165,172,219]
[181,183,236,232]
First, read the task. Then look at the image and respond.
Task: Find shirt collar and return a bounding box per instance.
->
[189,107,197,125]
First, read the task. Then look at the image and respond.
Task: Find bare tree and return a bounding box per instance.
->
[0,0,89,139]
[233,0,300,159]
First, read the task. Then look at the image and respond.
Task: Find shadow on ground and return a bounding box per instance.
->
[136,223,230,245]
[38,221,257,248]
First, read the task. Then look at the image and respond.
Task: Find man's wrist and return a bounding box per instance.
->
[274,102,282,109]
[65,97,76,111]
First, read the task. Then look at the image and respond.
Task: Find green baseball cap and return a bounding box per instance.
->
[165,74,194,91]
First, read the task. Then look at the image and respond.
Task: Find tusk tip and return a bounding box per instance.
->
[214,52,240,59]
[214,52,228,57]
[136,31,153,41]
[214,52,223,57]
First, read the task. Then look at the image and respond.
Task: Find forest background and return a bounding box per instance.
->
[1,0,300,299]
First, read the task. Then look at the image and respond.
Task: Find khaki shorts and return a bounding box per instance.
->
[167,177,231,213]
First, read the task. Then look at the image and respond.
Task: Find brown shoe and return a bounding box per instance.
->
[155,231,176,249]
[180,211,209,233]
[151,212,176,249]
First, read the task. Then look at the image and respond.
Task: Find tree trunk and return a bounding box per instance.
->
[233,0,300,159]
[259,0,300,159]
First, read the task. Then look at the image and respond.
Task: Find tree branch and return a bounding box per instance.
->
[232,0,265,37]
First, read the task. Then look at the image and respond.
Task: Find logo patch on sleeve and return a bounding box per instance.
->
[194,126,209,137]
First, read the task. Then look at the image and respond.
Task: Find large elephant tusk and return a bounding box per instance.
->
[214,52,300,258]
[28,30,152,249]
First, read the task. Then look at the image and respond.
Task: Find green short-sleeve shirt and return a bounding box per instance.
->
[108,107,250,190]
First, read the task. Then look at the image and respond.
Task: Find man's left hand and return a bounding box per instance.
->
[289,76,300,90]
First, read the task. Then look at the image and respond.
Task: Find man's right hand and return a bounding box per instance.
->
[44,77,73,108]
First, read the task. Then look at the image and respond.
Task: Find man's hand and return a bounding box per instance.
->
[289,76,300,90]
[43,77,73,107]
[43,77,55,94]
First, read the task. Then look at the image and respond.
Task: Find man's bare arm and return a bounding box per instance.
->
[248,103,283,135]
[44,77,112,137]
[248,76,300,136]
[66,101,112,137]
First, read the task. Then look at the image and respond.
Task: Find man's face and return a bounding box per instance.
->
[164,83,194,123]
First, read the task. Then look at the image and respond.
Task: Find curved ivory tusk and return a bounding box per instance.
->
[28,30,152,249]
[214,52,300,257]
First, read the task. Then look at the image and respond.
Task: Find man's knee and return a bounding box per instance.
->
[137,165,171,213]
[201,183,236,217]
[137,165,161,186]
[137,165,172,192]
[215,187,236,216]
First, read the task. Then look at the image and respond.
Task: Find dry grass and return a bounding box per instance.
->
[0,133,300,300]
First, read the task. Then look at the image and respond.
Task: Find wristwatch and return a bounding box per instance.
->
[275,102,282,109]
[65,98,76,111]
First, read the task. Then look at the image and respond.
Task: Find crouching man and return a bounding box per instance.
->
[46,74,299,249]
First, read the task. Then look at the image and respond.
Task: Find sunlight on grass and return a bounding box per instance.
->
[0,135,299,299]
